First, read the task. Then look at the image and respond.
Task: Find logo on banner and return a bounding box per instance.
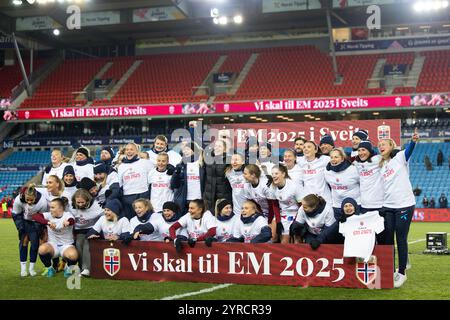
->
[356,256,377,286]
[103,248,120,277]
[377,124,391,141]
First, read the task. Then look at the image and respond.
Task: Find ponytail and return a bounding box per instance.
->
[51,197,69,210]
[20,183,37,203]
[190,199,206,214]
[302,194,326,211]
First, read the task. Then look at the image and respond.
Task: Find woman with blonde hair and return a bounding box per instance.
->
[378,129,419,288]
[42,148,69,186]
[227,200,271,243]
[324,148,360,220]
[32,197,78,278]
[12,184,48,277]
[71,188,103,277]
[117,142,153,219]
[86,199,132,244]
[93,162,120,208]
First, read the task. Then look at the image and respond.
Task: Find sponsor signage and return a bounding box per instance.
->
[95,79,113,89]
[335,36,450,52]
[403,129,450,139]
[383,64,408,76]
[412,208,450,222]
[90,241,394,288]
[213,73,234,83]
[262,0,310,13]
[3,137,158,148]
[81,11,121,27]
[133,6,185,23]
[0,165,41,172]
[333,0,396,8]
[16,16,60,31]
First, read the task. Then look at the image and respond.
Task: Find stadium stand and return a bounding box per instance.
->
[409,142,450,208]
[0,171,38,200]
[0,150,51,165]
[0,58,45,98]
[416,50,450,93]
[19,58,106,109]
[95,52,220,106]
[11,47,450,108]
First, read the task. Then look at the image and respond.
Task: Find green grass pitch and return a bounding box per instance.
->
[0,219,449,300]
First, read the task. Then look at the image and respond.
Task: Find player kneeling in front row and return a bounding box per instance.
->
[227,200,272,244]
[32,197,78,278]
[215,199,239,242]
[289,194,339,250]
[131,200,188,241]
[86,199,132,244]
[168,199,216,252]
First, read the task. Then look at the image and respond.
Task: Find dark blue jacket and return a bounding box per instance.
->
[170,161,206,210]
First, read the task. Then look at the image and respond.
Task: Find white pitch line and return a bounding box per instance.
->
[160,237,442,299]
[160,283,233,300]
[408,238,426,244]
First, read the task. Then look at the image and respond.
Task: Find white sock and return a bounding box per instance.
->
[20,262,27,272]
[29,263,35,271]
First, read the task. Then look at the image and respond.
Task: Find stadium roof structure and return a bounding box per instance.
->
[0,0,449,48]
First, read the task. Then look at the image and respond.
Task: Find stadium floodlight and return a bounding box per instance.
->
[233,15,243,24]
[12,0,23,5]
[210,8,219,17]
[218,16,228,25]
[413,0,449,11]
[53,29,60,36]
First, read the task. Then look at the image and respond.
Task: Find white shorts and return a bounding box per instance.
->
[49,242,75,259]
[280,212,296,235]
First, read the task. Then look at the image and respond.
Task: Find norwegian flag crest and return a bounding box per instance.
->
[355,256,377,286]
[103,248,121,277]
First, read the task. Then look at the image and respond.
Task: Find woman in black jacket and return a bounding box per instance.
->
[170,142,206,212]
[203,140,232,215]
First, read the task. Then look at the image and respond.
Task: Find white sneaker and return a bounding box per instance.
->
[20,270,28,277]
[29,269,37,277]
[80,269,90,277]
[394,272,407,288]
[406,261,411,270]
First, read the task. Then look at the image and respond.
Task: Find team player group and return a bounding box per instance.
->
[11,125,419,288]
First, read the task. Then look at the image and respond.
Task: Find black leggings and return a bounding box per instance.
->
[379,206,414,275]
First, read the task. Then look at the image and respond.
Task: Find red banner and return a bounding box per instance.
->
[412,208,450,222]
[13,95,413,121]
[215,96,411,113]
[90,241,394,289]
[212,119,401,148]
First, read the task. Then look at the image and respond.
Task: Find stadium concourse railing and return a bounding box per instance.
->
[10,53,64,102]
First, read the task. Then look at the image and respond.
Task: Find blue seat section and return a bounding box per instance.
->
[0,171,37,199]
[409,142,449,208]
[0,150,51,165]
